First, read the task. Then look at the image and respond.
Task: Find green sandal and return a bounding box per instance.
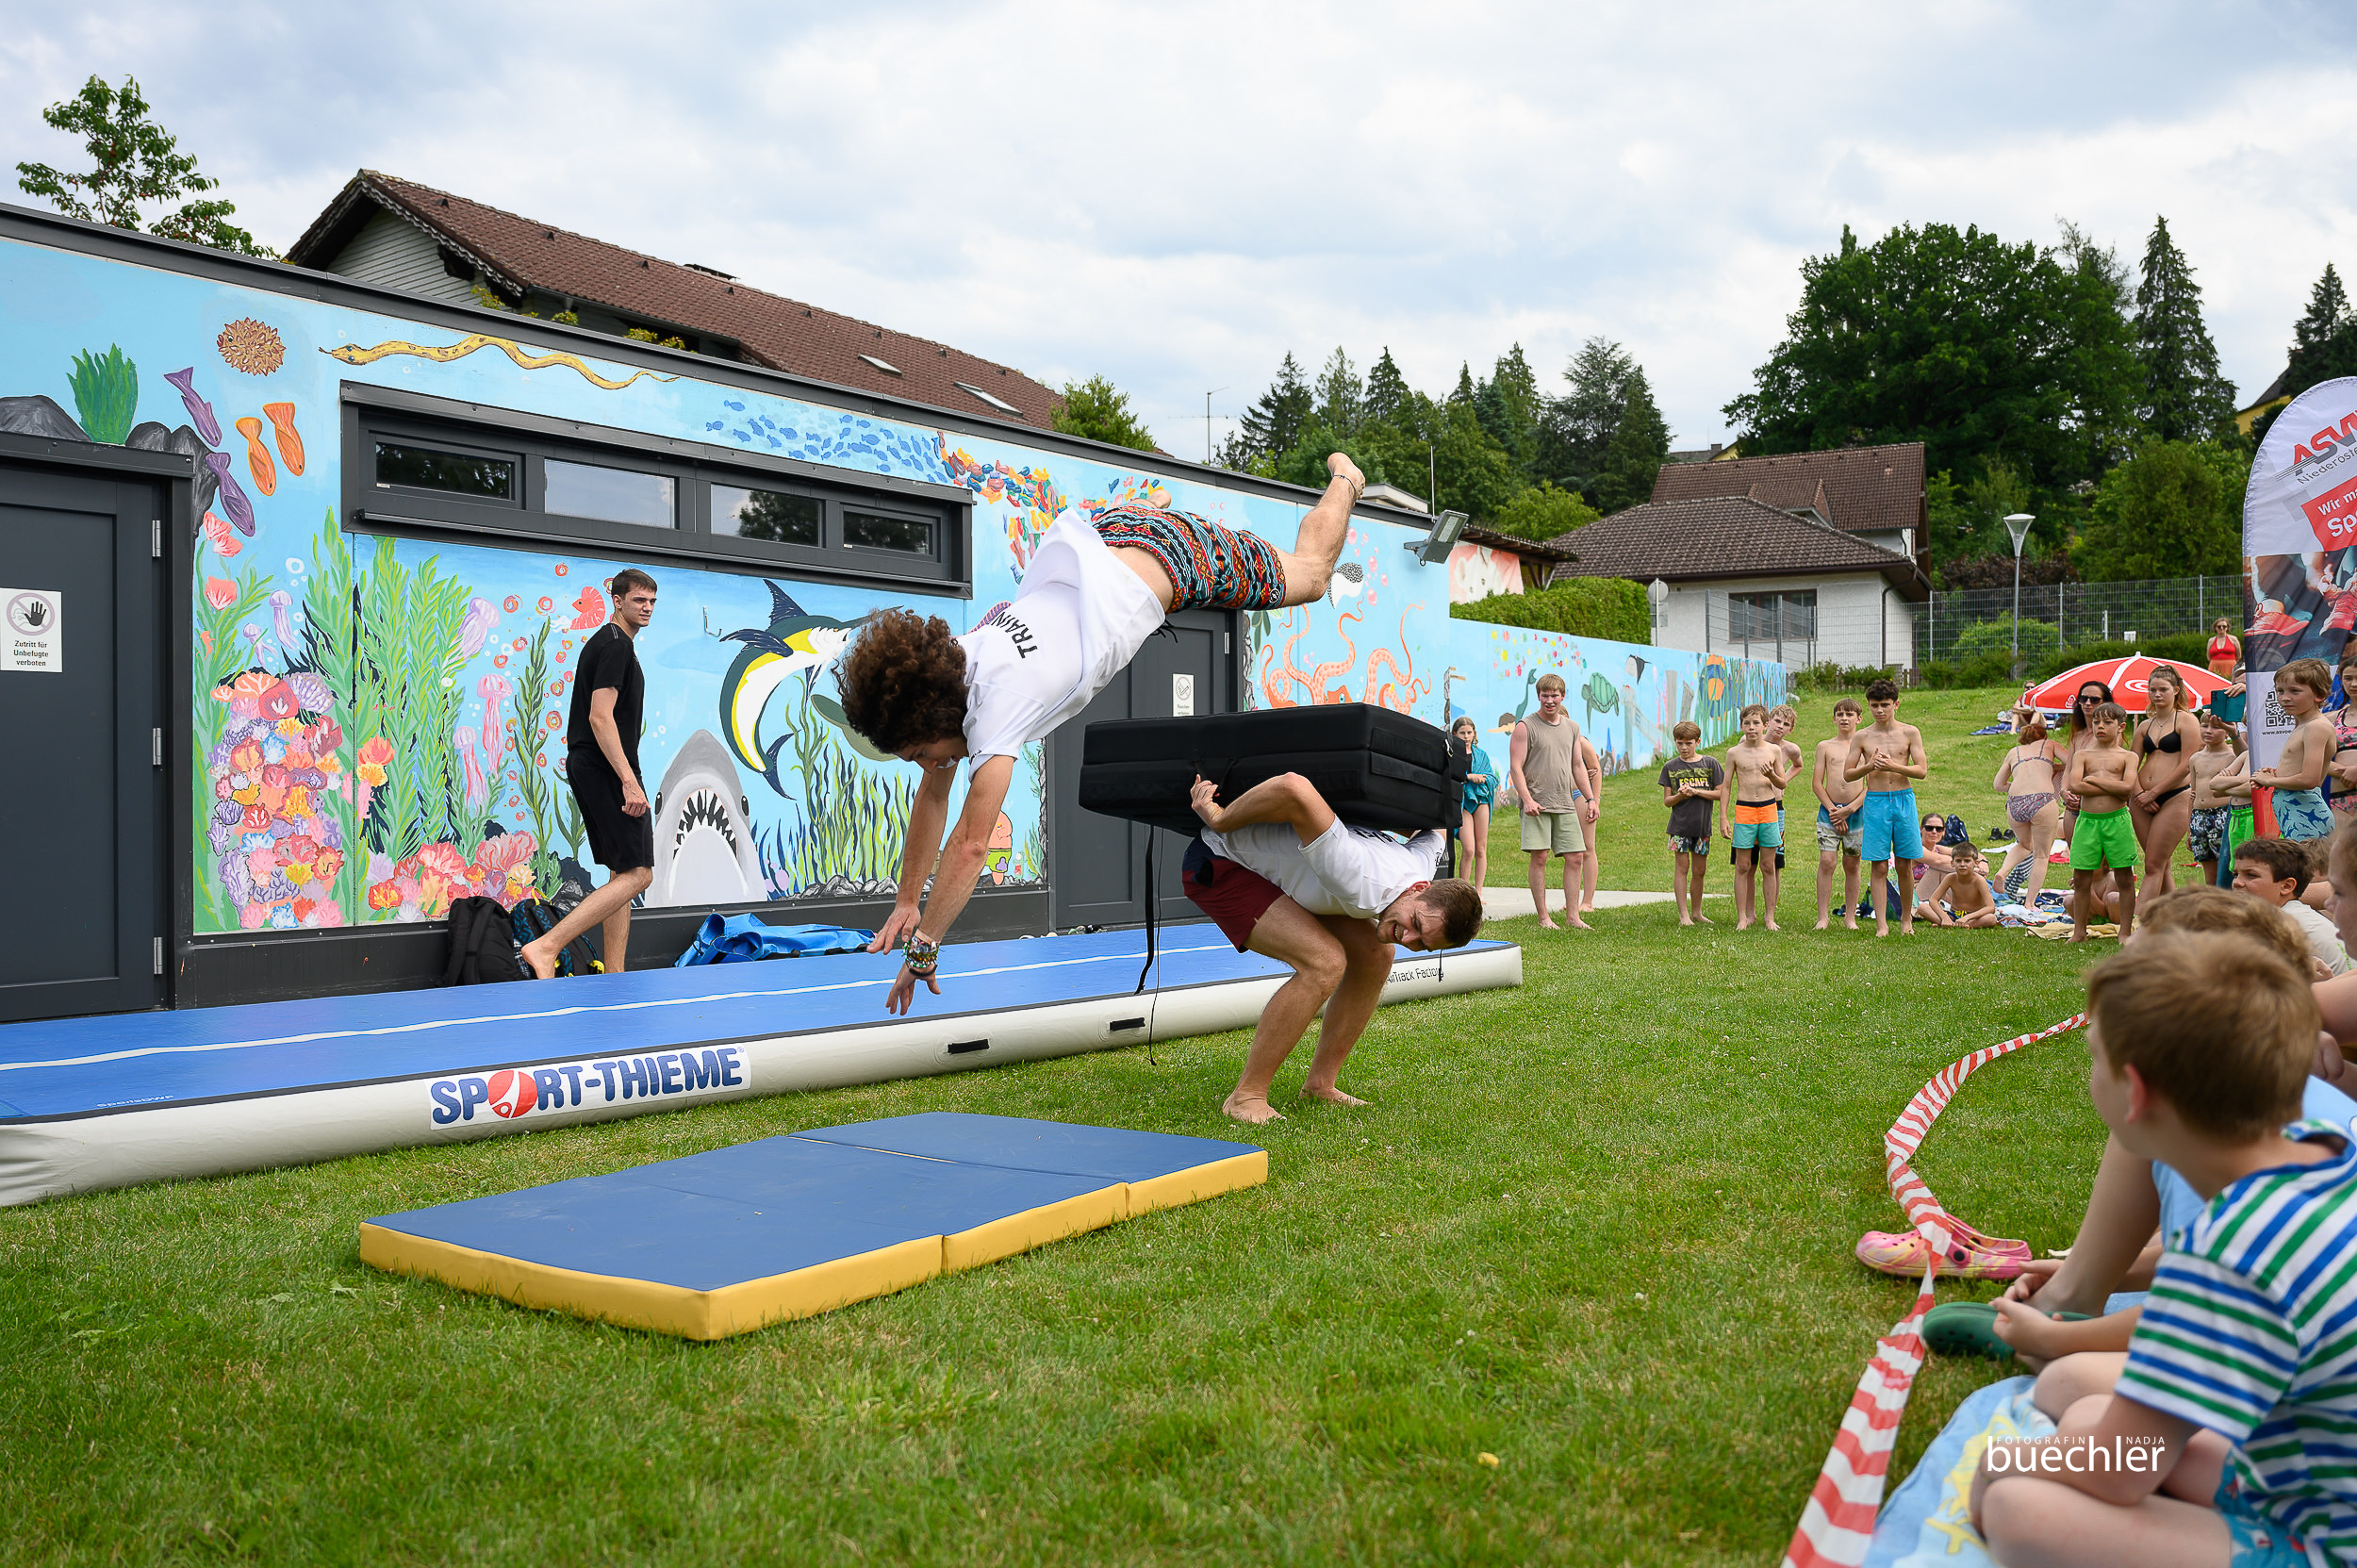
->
[1921,1301,2090,1362]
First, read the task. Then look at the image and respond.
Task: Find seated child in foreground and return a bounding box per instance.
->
[1971,931,2357,1566]
[2231,835,2350,980]
[1989,886,2343,1372]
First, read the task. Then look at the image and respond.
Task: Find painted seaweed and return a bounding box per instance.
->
[67,345,138,443]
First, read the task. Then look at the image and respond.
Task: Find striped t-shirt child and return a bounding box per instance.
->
[2116,1121,2357,1556]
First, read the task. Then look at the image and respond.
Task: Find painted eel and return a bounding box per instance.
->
[163,368,222,447]
[262,402,304,475]
[234,416,278,497]
[321,335,679,390]
[203,451,254,534]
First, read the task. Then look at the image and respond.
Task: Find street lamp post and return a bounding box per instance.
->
[1648,577,1670,647]
[2004,513,2036,670]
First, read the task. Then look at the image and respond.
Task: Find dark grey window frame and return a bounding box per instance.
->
[338,384,972,595]
[1728,587,1817,641]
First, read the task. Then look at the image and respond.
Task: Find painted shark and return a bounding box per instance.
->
[649,730,763,907]
[717,582,864,794]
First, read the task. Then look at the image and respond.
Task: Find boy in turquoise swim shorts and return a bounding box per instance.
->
[2251,658,2335,844]
[1842,678,1929,936]
[2067,701,2140,942]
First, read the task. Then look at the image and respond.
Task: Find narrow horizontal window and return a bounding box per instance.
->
[546,458,675,529]
[715,484,820,546]
[376,441,513,500]
[844,509,934,555]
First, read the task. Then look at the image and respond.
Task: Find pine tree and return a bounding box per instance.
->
[1535,338,1637,501]
[2132,216,2235,442]
[1474,343,1541,471]
[1593,369,1671,513]
[1451,363,1477,405]
[2297,264,2352,354]
[1363,348,1410,426]
[1231,353,1312,469]
[1313,347,1362,437]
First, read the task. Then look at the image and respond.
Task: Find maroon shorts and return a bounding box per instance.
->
[1182,836,1284,951]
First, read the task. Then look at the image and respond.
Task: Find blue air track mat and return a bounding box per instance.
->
[0,930,1521,1205]
[359,1113,1264,1339]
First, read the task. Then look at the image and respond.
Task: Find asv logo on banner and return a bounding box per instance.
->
[2241,377,2357,771]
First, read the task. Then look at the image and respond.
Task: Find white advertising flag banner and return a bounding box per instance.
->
[2241,376,2357,771]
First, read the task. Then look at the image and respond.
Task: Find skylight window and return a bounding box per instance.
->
[858,354,902,376]
[955,381,1020,414]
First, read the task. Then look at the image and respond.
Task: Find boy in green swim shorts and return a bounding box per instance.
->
[2066,701,2139,942]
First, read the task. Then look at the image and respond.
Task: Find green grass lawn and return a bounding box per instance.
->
[3,686,2117,1566]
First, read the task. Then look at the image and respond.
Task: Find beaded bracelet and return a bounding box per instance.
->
[904,932,941,977]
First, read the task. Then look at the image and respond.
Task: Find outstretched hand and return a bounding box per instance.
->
[869,904,922,954]
[883,962,940,1016]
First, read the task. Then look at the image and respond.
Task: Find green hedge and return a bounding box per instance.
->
[2028,632,2210,682]
[1449,579,1652,644]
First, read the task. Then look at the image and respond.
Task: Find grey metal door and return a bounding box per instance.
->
[1048,608,1233,930]
[0,463,165,1021]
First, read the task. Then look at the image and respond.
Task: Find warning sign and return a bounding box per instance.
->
[3,588,61,672]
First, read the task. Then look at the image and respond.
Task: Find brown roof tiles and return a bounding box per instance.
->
[288,172,1060,431]
[1650,441,1925,551]
[1543,497,1926,599]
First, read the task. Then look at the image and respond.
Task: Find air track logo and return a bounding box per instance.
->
[427,1048,746,1127]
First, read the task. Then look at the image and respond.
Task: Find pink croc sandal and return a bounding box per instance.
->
[1855,1225,2030,1280]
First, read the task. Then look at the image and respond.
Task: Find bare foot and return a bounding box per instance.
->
[1813,918,1830,931]
[1694,912,1713,925]
[1567,916,1593,931]
[1843,916,1859,931]
[1677,916,1695,928]
[2067,933,2089,944]
[1875,923,1890,937]
[1898,922,1916,935]
[1536,918,1562,931]
[520,938,557,981]
[1222,1091,1286,1124]
[1735,916,1753,932]
[1302,1085,1369,1108]
[1763,918,1781,933]
[1577,902,1595,914]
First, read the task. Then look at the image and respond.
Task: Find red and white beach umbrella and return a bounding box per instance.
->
[2022,654,2234,714]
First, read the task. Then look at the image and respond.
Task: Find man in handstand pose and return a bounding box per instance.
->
[836,456,1367,1015]
[1182,771,1484,1123]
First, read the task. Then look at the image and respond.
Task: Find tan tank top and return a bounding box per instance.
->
[1519,711,1582,812]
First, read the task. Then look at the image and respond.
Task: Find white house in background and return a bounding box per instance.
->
[1545,496,1927,668]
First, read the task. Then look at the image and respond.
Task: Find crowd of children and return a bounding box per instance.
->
[1466,658,2357,954]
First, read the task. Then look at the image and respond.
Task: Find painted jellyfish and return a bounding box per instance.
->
[456,724,487,815]
[458,596,501,657]
[267,590,297,659]
[478,673,510,776]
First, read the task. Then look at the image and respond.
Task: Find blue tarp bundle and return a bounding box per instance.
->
[672,914,874,966]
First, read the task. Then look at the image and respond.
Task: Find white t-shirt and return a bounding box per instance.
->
[958,509,1166,764]
[2283,899,2351,976]
[1201,819,1446,920]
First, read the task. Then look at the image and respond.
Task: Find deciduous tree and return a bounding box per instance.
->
[1051,375,1158,452]
[15,74,272,256]
[2072,440,2248,582]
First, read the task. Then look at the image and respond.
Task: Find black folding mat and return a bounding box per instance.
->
[1077,704,1465,835]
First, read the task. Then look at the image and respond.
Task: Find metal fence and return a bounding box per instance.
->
[1914,574,2245,666]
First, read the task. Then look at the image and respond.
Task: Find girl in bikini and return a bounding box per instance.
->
[1992,708,2064,906]
[2129,664,2200,898]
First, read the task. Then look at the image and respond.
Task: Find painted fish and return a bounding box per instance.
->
[262,402,304,476]
[717,582,863,795]
[234,416,277,497]
[163,368,221,447]
[569,586,607,630]
[203,451,254,534]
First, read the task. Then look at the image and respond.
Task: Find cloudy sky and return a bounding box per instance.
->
[5,1,2353,459]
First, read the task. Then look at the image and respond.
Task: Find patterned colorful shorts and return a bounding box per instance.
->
[1669,834,1711,857]
[2188,805,2232,864]
[1093,505,1289,611]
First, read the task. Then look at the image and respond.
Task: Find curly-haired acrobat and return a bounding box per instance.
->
[835,453,1368,1015]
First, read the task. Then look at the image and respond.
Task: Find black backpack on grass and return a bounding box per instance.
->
[441,895,599,985]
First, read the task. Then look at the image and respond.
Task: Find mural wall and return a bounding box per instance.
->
[0,236,1447,939]
[1443,620,1791,779]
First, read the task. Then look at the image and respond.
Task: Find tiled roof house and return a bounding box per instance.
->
[1649,440,1927,563]
[287,171,1058,432]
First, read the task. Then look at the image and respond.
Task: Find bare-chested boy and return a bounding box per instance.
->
[2252,657,2336,844]
[1843,678,1929,936]
[1761,702,1803,912]
[1723,704,1792,932]
[1812,699,1865,930]
[2065,701,2138,941]
[2186,709,2239,887]
[1924,841,1999,928]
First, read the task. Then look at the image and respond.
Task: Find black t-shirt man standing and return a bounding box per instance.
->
[522,568,658,979]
